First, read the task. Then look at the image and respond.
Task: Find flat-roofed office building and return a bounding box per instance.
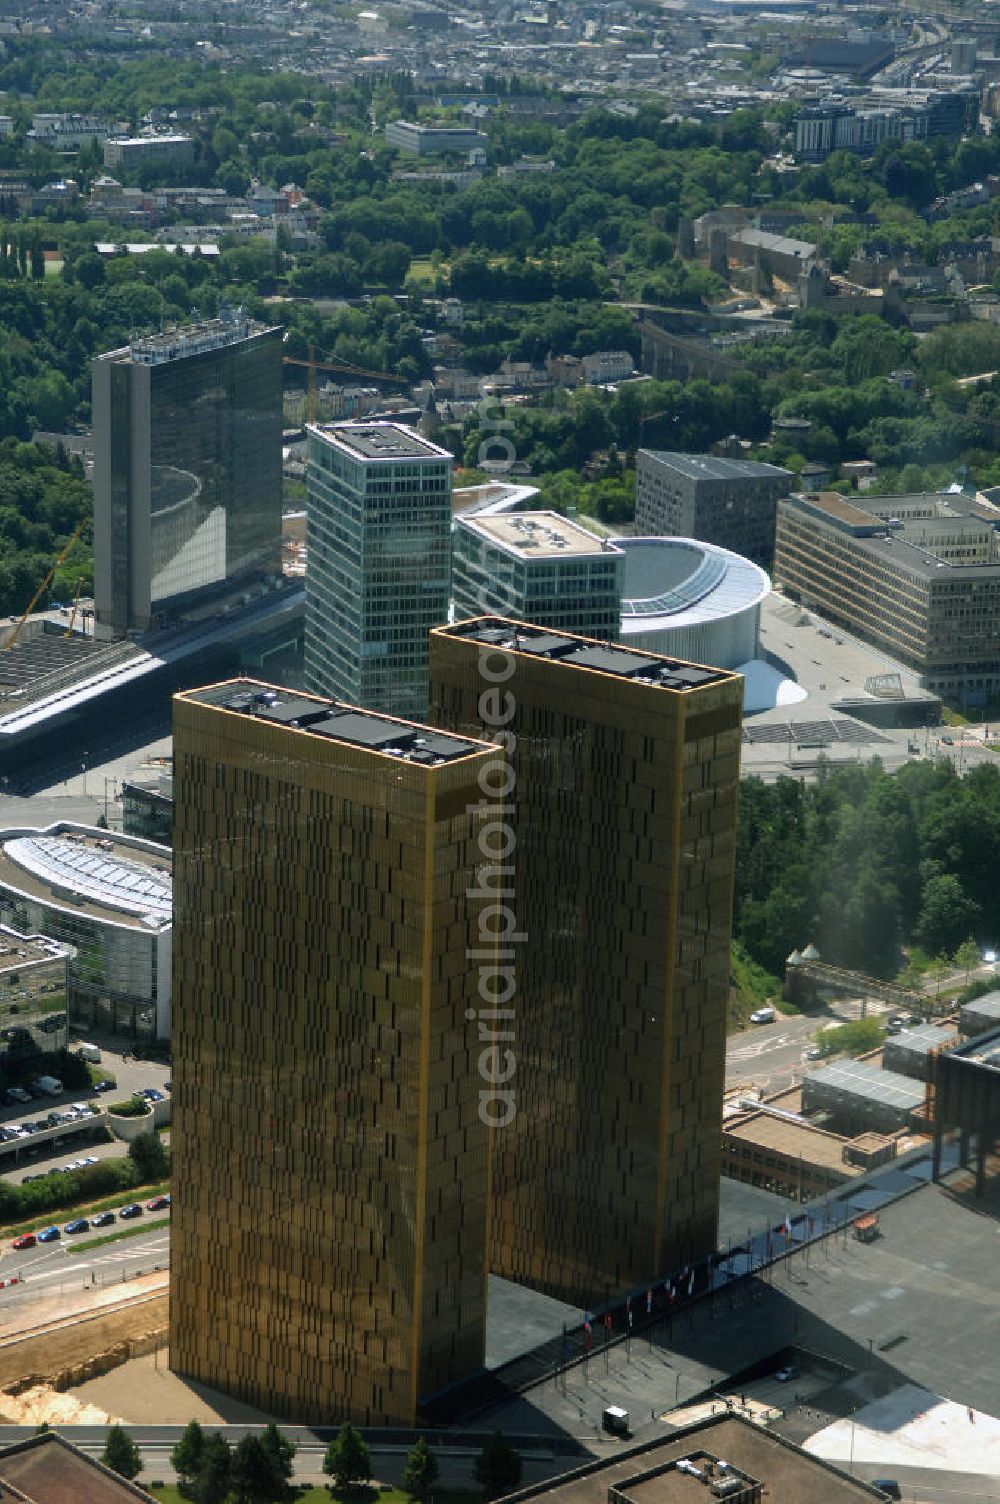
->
[774,490,1000,699]
[451,511,624,640]
[635,452,791,568]
[170,679,495,1424]
[0,925,71,1060]
[92,311,283,637]
[0,823,172,1040]
[304,422,453,719]
[428,620,743,1305]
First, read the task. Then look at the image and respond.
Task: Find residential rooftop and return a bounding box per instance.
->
[440,619,737,690]
[308,419,452,462]
[459,511,620,560]
[179,679,488,767]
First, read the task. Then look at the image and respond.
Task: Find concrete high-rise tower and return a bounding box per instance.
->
[169,677,495,1424]
[304,421,453,718]
[429,619,743,1305]
[91,312,283,637]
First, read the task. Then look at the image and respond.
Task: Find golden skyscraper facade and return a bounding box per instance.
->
[169,679,496,1424]
[428,621,743,1306]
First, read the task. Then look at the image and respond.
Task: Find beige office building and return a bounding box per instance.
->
[774,490,1000,699]
[169,680,495,1425]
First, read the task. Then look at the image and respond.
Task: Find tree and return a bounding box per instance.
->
[171,1418,205,1494]
[926,955,950,997]
[128,1130,169,1180]
[192,1433,232,1504]
[915,874,981,957]
[230,1434,278,1504]
[954,935,981,984]
[259,1421,297,1500]
[474,1433,522,1500]
[101,1424,142,1481]
[402,1438,439,1501]
[323,1423,371,1490]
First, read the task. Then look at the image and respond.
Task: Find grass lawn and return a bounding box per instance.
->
[405,257,440,287]
[150,1491,333,1503]
[148,1483,480,1504]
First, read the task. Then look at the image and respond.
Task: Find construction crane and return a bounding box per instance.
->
[5,517,90,650]
[283,348,409,424]
[63,576,84,638]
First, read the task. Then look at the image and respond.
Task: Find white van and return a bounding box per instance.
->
[750,1006,776,1025]
[77,1043,101,1063]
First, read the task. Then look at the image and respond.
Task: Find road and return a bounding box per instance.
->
[726,1014,818,1093]
[0,1422,573,1488]
[0,1222,169,1296]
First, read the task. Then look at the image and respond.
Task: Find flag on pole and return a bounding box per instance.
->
[583,1315,593,1348]
[646,1289,652,1316]
[783,1215,793,1241]
[687,1268,695,1297]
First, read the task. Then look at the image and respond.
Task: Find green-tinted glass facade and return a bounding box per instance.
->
[304,424,452,719]
[93,320,283,636]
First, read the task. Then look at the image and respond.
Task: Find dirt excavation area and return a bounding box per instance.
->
[0,1272,167,1424]
[0,1273,277,1425]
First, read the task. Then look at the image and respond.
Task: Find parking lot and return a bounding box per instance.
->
[0,1042,170,1185]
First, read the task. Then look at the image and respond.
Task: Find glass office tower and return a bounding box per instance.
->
[304,422,453,718]
[92,313,283,637]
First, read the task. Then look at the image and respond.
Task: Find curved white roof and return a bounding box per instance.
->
[613,536,770,635]
[4,835,172,922]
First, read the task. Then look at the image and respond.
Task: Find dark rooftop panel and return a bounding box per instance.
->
[513,632,579,659]
[255,698,333,727]
[310,712,417,750]
[567,645,661,677]
[440,620,733,689]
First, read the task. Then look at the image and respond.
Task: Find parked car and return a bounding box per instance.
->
[118,1203,143,1220]
[146,1194,171,1211]
[64,1218,89,1235]
[805,1046,823,1060]
[92,1080,115,1094]
[750,1006,776,1025]
[140,1088,165,1103]
[11,1233,35,1249]
[36,1225,60,1243]
[4,1087,30,1104]
[92,1212,115,1228]
[775,1364,798,1382]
